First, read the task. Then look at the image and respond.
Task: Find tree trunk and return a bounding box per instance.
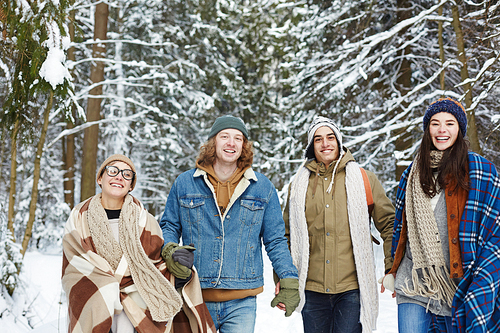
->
[21,91,53,256]
[63,7,76,209]
[7,119,20,242]
[438,5,445,91]
[0,7,6,39]
[394,0,413,181]
[80,1,109,201]
[62,126,75,208]
[0,129,6,187]
[451,5,482,154]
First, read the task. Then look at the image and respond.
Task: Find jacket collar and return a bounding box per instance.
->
[194,166,257,222]
[194,167,257,182]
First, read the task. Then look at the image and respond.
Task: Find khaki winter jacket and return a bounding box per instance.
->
[283,149,394,294]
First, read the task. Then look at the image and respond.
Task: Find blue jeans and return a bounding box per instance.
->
[205,296,256,333]
[398,303,452,333]
[301,289,362,333]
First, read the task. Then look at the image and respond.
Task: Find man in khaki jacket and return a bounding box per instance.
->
[283,116,394,333]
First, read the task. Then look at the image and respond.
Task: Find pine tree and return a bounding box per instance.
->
[0,0,72,290]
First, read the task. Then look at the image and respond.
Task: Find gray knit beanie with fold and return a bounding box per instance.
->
[304,116,343,160]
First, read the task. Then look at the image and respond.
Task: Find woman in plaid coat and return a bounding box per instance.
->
[383,98,500,332]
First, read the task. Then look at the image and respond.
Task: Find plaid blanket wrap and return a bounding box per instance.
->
[391,152,500,333]
[62,195,215,333]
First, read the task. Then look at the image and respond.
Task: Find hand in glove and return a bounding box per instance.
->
[161,242,196,279]
[378,273,396,298]
[271,278,300,317]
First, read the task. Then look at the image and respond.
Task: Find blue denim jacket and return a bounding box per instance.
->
[160,168,298,290]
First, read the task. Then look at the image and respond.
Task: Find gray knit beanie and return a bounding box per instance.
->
[304,116,343,160]
[208,115,249,140]
[96,154,137,190]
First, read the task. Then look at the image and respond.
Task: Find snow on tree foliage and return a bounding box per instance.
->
[0,0,499,272]
[0,214,23,296]
[0,1,499,327]
[281,0,499,189]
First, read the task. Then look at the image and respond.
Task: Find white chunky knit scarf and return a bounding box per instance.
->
[289,161,378,333]
[403,151,456,306]
[87,194,183,322]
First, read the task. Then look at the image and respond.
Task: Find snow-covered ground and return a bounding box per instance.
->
[1,250,398,332]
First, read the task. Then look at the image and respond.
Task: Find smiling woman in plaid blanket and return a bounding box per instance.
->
[61,154,215,333]
[381,98,500,333]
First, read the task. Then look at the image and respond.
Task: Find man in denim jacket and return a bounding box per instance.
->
[160,115,299,332]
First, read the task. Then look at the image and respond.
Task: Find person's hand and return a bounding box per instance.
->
[271,278,300,317]
[378,274,396,298]
[161,242,196,279]
[274,282,286,311]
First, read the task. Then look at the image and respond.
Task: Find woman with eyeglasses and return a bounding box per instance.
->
[61,154,214,333]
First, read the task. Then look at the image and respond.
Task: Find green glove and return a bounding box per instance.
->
[270,278,300,317]
[161,242,196,279]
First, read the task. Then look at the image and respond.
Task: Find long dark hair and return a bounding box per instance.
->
[417,125,470,197]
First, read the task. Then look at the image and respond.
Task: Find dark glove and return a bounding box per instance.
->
[161,242,196,279]
[172,247,195,269]
[271,278,300,317]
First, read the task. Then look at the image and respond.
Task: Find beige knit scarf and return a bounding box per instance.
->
[403,151,456,306]
[87,194,183,322]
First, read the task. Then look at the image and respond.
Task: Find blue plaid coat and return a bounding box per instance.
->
[391,152,500,333]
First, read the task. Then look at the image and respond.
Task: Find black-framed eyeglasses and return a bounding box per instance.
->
[105,165,135,180]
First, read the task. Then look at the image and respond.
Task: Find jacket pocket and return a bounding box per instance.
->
[179,196,205,224]
[239,198,265,226]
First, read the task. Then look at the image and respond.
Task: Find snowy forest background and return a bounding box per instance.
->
[1,0,499,330]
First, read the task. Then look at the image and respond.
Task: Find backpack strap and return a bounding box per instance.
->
[360,167,374,216]
[360,167,380,245]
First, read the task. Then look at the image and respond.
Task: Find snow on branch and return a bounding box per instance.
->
[40,20,72,90]
[324,0,450,94]
[457,54,500,90]
[338,0,449,54]
[46,110,149,149]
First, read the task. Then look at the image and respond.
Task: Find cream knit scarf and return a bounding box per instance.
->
[403,151,456,306]
[87,194,183,322]
[289,161,377,333]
